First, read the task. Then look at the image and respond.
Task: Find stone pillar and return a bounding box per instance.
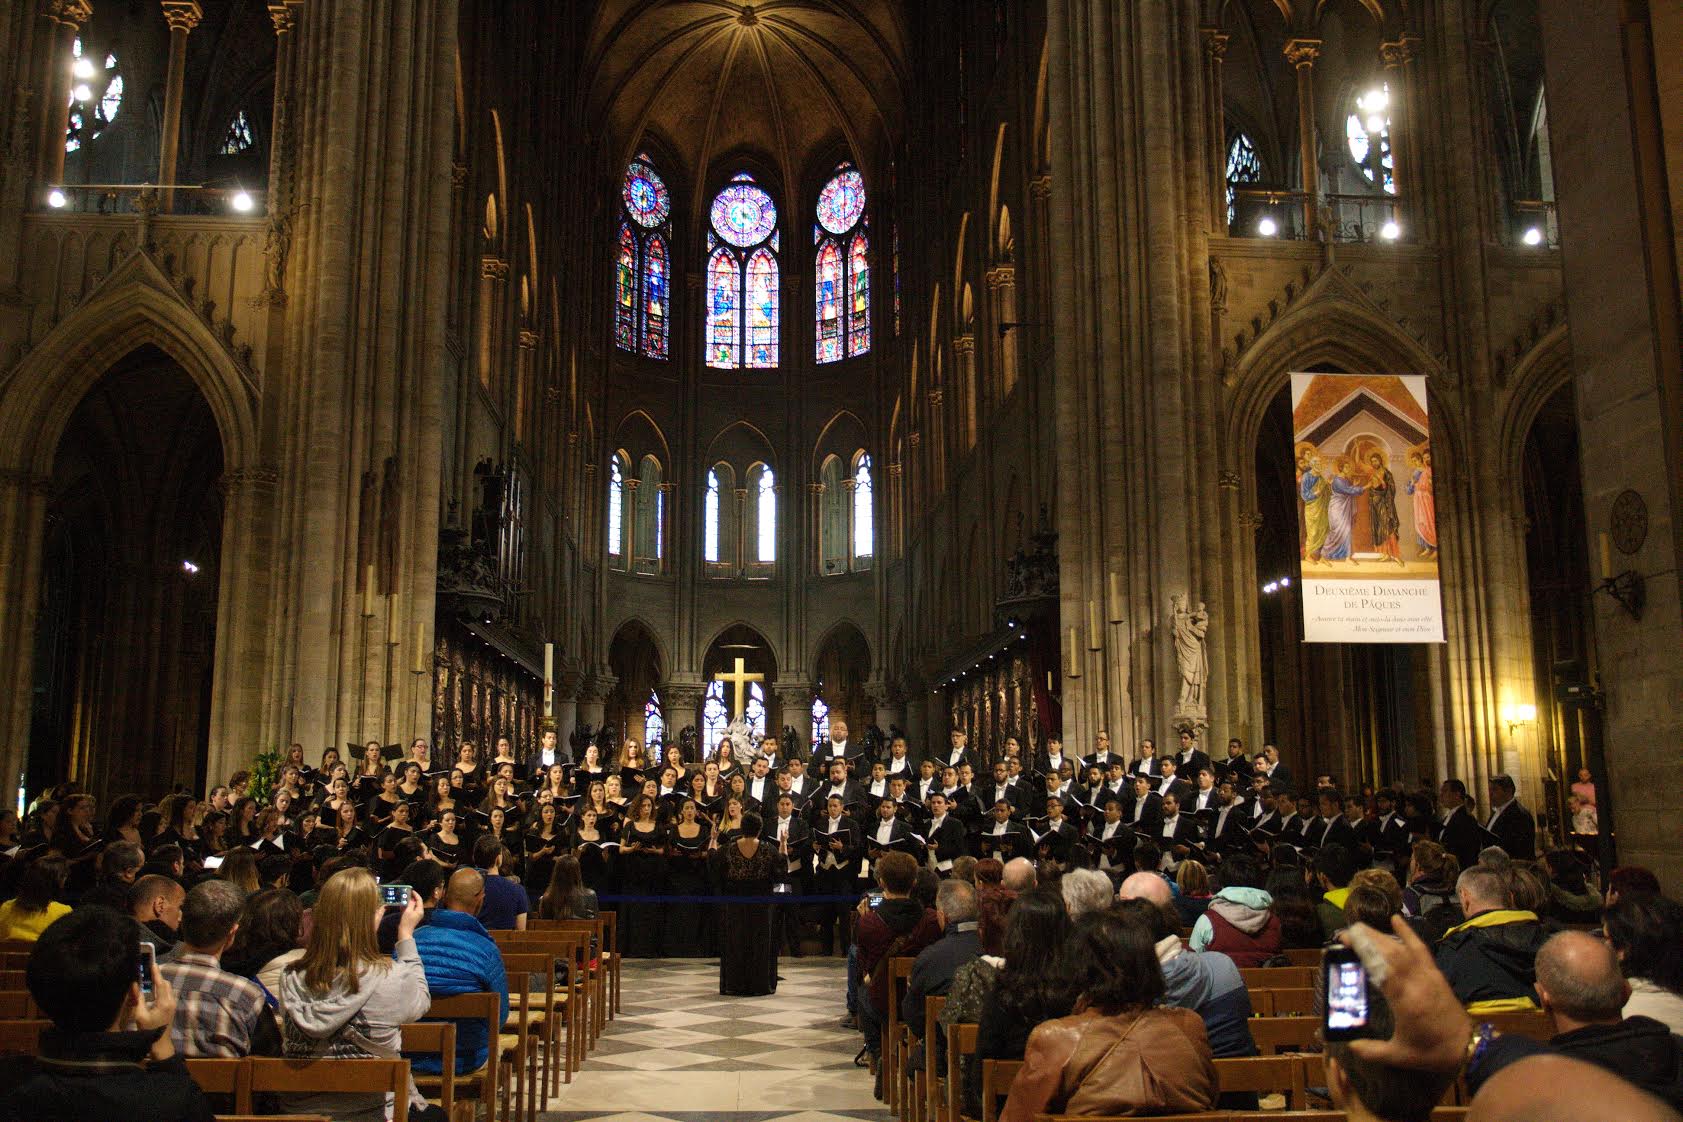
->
[1380,36,1422,236]
[867,681,903,736]
[156,1,202,211]
[266,4,298,206]
[777,684,813,753]
[984,266,1018,396]
[660,681,705,761]
[1284,38,1322,232]
[36,0,92,190]
[954,333,978,448]
[904,683,928,757]
[1201,28,1230,233]
[576,671,614,733]
[0,470,53,797]
[208,466,280,786]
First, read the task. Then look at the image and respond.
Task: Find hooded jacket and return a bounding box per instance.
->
[1155,935,1257,1058]
[1434,909,1547,1011]
[1551,1015,1683,1110]
[410,907,510,1074]
[277,936,431,1122]
[0,1029,213,1122]
[857,897,941,1013]
[1188,887,1281,967]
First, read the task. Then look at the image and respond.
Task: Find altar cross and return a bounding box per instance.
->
[714,656,765,717]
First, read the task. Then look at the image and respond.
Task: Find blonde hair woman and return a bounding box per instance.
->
[278,867,435,1122]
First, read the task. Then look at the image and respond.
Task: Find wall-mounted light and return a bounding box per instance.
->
[1380,220,1401,241]
[230,190,254,213]
[181,559,200,575]
[1522,227,1543,247]
[1257,216,1279,238]
[47,188,67,208]
[1500,702,1537,735]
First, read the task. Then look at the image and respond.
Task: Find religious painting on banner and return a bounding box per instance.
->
[1291,372,1443,643]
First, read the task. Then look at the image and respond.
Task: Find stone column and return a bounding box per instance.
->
[36,0,92,190]
[903,681,928,757]
[265,4,299,214]
[868,681,904,736]
[1284,38,1322,232]
[207,466,280,786]
[1380,36,1422,236]
[984,266,1018,395]
[777,684,813,752]
[660,681,705,761]
[156,1,202,211]
[953,333,978,449]
[0,470,53,796]
[577,671,613,733]
[550,662,581,760]
[1201,28,1231,233]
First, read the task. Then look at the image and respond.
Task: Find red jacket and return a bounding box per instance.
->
[1203,906,1283,968]
[856,898,940,1013]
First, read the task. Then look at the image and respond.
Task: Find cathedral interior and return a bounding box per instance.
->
[0,0,1679,882]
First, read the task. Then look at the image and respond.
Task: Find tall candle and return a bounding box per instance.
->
[361,564,375,618]
[1108,571,1124,623]
[1066,626,1083,677]
[1599,531,1612,582]
[414,619,427,674]
[1087,600,1103,647]
[544,642,555,718]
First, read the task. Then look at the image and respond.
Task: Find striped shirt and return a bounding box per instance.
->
[158,950,268,1057]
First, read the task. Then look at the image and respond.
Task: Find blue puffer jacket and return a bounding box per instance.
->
[409,908,509,1074]
[1156,935,1257,1058]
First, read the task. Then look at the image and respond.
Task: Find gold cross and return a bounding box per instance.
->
[713,656,765,717]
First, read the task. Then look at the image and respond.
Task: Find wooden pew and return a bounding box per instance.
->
[415,992,502,1122]
[980,1058,1021,1122]
[948,1022,977,1122]
[399,1020,459,1119]
[1239,966,1317,990]
[247,1058,411,1122]
[1214,1055,1308,1110]
[0,1018,50,1055]
[1248,1015,1322,1054]
[185,1057,251,1113]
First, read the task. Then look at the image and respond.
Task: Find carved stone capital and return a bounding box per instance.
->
[517,329,539,350]
[886,461,903,478]
[1283,38,1322,68]
[46,0,93,25]
[543,383,562,407]
[952,333,976,356]
[927,388,944,407]
[567,431,580,446]
[219,466,281,495]
[1239,511,1264,530]
[0,468,53,495]
[1217,470,1241,490]
[267,3,294,33]
[480,256,509,282]
[1201,28,1230,62]
[907,431,921,448]
[160,1,204,33]
[1029,175,1051,200]
[807,482,825,495]
[1380,38,1418,68]
[984,265,1015,290]
[451,162,469,188]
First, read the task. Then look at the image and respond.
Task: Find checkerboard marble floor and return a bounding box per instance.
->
[540,956,891,1122]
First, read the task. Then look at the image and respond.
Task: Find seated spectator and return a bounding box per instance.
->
[1001,856,1037,893]
[222,887,306,995]
[1059,867,1114,922]
[278,867,439,1122]
[0,856,71,941]
[903,879,982,1074]
[1605,892,1683,1035]
[1540,849,1601,924]
[1605,865,1661,907]
[536,854,598,920]
[1188,854,1281,965]
[1173,860,1213,926]
[1345,883,1402,931]
[1000,911,1217,1122]
[470,835,528,930]
[378,858,448,953]
[855,851,941,1081]
[138,843,185,883]
[158,879,280,1057]
[1401,840,1462,941]
[1117,875,1256,1061]
[1323,986,1459,1122]
[1316,843,1361,940]
[0,907,212,1122]
[1435,864,1546,1011]
[78,841,146,911]
[217,849,262,895]
[410,868,509,1076]
[130,873,186,950]
[1535,930,1683,1110]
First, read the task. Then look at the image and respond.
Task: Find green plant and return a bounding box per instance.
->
[249,747,281,805]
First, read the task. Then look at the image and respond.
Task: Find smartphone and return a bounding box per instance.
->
[137,942,156,1002]
[379,883,412,908]
[867,892,885,909]
[1322,945,1370,1040]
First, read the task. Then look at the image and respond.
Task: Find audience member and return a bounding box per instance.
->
[1605,891,1683,1034]
[1116,877,1256,1060]
[470,835,528,930]
[1173,860,1213,926]
[1539,849,1600,923]
[410,868,510,1076]
[855,851,940,1081]
[536,854,599,920]
[1323,987,1459,1122]
[1605,865,1662,907]
[1001,856,1037,893]
[378,858,448,953]
[1316,843,1361,939]
[0,856,71,941]
[1434,864,1546,1011]
[278,867,439,1122]
[157,879,280,1057]
[903,879,982,1074]
[1534,930,1683,1110]
[222,887,306,994]
[78,841,146,911]
[963,886,1071,1118]
[0,907,213,1122]
[1059,867,1114,921]
[1188,854,1281,965]
[1000,911,1217,1122]
[1401,840,1462,941]
[130,873,186,950]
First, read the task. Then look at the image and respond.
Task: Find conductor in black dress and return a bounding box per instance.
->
[714,812,780,996]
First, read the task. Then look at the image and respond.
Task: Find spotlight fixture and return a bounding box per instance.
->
[46,188,67,208]
[182,560,200,575]
[1257,216,1279,238]
[1380,220,1401,241]
[1522,227,1543,247]
[230,190,254,213]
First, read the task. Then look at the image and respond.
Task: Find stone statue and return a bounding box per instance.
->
[724,715,756,761]
[1171,593,1210,721]
[1209,258,1228,316]
[570,723,595,759]
[781,724,802,761]
[678,723,697,761]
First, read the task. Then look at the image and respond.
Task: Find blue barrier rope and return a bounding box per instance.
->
[595,893,860,905]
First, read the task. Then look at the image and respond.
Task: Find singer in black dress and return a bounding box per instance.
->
[617,794,670,958]
[665,799,714,957]
[712,813,779,996]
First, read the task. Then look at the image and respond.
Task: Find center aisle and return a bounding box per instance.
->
[542,956,891,1122]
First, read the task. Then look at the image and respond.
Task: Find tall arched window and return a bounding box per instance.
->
[644,690,665,749]
[811,696,831,744]
[815,163,870,362]
[1225,130,1261,226]
[634,455,664,574]
[745,682,767,737]
[607,454,627,562]
[707,174,780,369]
[754,465,777,564]
[65,37,122,153]
[1347,85,1396,195]
[704,468,722,563]
[702,680,728,749]
[852,453,874,561]
[703,463,737,577]
[615,156,673,359]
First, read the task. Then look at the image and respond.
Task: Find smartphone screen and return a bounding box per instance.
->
[867,892,885,909]
[1322,946,1370,1039]
[380,883,412,908]
[137,942,156,1002]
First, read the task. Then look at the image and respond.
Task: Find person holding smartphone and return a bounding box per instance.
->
[1,907,213,1121]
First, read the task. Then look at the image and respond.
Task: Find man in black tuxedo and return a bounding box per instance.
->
[923,792,969,874]
[890,775,930,832]
[1131,738,1162,777]
[1313,789,1359,849]
[1082,729,1120,771]
[1436,778,1487,870]
[812,794,862,954]
[1362,787,1410,858]
[1125,775,1164,831]
[1034,736,1072,783]
[1172,730,1211,780]
[864,796,926,867]
[812,758,866,827]
[1185,766,1221,818]
[1030,795,1080,865]
[764,793,813,955]
[1151,757,1194,805]
[882,737,917,780]
[1216,737,1250,786]
[810,717,863,775]
[756,734,786,772]
[745,755,777,811]
[981,761,1027,820]
[1205,780,1253,855]
[529,729,566,783]
[1259,743,1293,789]
[934,728,976,773]
[976,798,1028,862]
[1155,794,1204,863]
[1484,774,1537,860]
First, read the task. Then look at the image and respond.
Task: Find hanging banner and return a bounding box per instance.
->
[1291,373,1444,643]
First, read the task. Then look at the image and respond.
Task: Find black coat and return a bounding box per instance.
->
[1434,910,1549,1007]
[1550,1016,1683,1111]
[1487,802,1537,860]
[1437,805,1488,870]
[0,1030,214,1122]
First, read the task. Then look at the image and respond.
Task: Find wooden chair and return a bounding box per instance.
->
[0,989,43,1018]
[493,927,590,1087]
[0,969,25,988]
[0,1018,49,1055]
[498,950,549,1122]
[1248,1015,1322,1054]
[597,910,620,1016]
[1215,1054,1307,1110]
[1032,1115,1230,1122]
[980,1058,1022,1122]
[400,1021,458,1120]
[1281,948,1325,967]
[1432,1109,1471,1120]
[1240,966,1317,989]
[415,992,501,1122]
[247,1058,411,1122]
[525,921,606,1042]
[1266,988,1320,1017]
[213,1115,333,1121]
[1481,1010,1554,1041]
[1228,1113,1343,1121]
[884,956,916,1114]
[185,1057,252,1113]
[948,1022,977,1122]
[925,994,947,1122]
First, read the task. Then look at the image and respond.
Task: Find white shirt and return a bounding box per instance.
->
[874,820,896,845]
[991,819,1010,836]
[1133,798,1148,823]
[1215,804,1235,833]
[869,780,887,797]
[1486,800,1512,829]
[1161,815,1180,838]
[948,747,967,765]
[788,775,808,794]
[1046,752,1064,771]
[825,739,850,758]
[750,777,770,800]
[539,747,557,768]
[821,815,845,867]
[1193,788,1215,811]
[1156,776,1178,794]
[1101,820,1123,840]
[887,757,910,774]
[776,817,790,839]
[658,785,675,797]
[991,784,1012,805]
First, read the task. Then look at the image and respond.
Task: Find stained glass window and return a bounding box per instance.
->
[893,225,901,336]
[814,164,869,362]
[1347,86,1396,195]
[756,467,776,562]
[644,691,665,749]
[1225,131,1261,226]
[746,682,767,737]
[221,110,255,155]
[614,156,673,358]
[702,680,728,750]
[704,469,721,563]
[853,454,874,559]
[65,38,121,153]
[706,174,780,369]
[607,456,625,557]
[811,696,831,745]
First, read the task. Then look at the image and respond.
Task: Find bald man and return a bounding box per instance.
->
[1535,931,1683,1110]
[411,867,508,1076]
[1001,857,1037,893]
[1118,870,1172,909]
